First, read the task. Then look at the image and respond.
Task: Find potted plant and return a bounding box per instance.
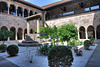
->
[84,40,91,50]
[73,47,83,56]
[90,38,95,46]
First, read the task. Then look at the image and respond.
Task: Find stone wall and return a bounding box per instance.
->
[0,13,39,32]
[46,10,100,30]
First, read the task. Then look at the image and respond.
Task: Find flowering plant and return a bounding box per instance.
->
[73,47,83,56]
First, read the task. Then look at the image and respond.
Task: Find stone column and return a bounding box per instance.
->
[22,30,24,40]
[8,4,10,14]
[27,22,30,34]
[37,19,40,42]
[15,30,18,40]
[16,6,18,16]
[88,0,91,12]
[95,29,97,40]
[28,9,30,16]
[22,8,24,17]
[86,30,88,39]
[7,28,10,41]
[78,30,80,40]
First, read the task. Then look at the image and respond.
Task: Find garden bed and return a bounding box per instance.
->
[0,44,98,67]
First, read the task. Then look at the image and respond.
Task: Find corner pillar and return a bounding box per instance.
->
[86,30,88,39]
[95,29,97,40]
[37,19,40,42]
[27,22,30,34]
[15,30,18,40]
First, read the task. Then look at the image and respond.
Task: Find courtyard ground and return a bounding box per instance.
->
[0,43,98,67]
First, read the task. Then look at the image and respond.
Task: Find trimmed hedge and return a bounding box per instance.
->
[0,44,7,52]
[48,46,73,67]
[7,45,19,56]
[84,40,91,50]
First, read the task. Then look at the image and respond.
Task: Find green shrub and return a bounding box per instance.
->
[0,44,7,52]
[7,45,19,56]
[90,38,94,44]
[76,41,83,46]
[39,45,53,55]
[48,46,73,67]
[68,40,77,45]
[84,40,91,50]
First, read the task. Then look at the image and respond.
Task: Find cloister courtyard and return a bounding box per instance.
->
[0,0,100,67]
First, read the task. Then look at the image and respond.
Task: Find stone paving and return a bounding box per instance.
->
[85,44,100,67]
[0,44,98,67]
[0,56,19,67]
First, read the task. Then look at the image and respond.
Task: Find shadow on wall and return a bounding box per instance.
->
[93,11,100,40]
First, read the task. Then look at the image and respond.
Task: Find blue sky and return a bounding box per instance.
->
[25,0,61,7]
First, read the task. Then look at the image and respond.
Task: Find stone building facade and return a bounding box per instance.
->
[46,10,100,41]
[0,0,100,42]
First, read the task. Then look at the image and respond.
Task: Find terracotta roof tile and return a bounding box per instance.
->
[18,0,73,10]
[42,0,72,9]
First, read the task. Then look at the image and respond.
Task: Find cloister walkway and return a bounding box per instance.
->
[85,44,100,67]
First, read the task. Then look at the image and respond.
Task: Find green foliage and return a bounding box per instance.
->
[0,30,14,42]
[84,40,91,50]
[7,45,19,56]
[58,24,78,42]
[42,21,49,28]
[39,44,53,55]
[76,41,83,46]
[48,46,73,67]
[68,40,77,45]
[0,44,7,52]
[90,38,94,44]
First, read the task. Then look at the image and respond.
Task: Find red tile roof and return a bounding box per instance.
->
[18,0,73,10]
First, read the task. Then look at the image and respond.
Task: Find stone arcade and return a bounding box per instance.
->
[0,0,100,43]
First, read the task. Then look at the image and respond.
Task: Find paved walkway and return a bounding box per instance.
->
[85,44,100,67]
[0,56,19,67]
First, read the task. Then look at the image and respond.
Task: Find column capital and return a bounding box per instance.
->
[15,6,18,10]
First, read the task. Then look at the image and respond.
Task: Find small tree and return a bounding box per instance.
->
[0,30,14,44]
[58,24,78,42]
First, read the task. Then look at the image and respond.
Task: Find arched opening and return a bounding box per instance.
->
[35,12,37,14]
[46,13,50,20]
[10,27,16,40]
[24,9,28,17]
[97,25,100,39]
[1,26,8,30]
[24,29,27,39]
[30,29,34,34]
[87,25,95,39]
[10,4,16,15]
[79,26,86,39]
[17,7,22,17]
[29,10,33,16]
[0,26,8,41]
[17,28,22,40]
[0,2,8,13]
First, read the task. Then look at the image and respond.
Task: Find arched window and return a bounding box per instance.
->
[24,9,28,17]
[87,25,95,39]
[10,27,16,40]
[17,7,22,17]
[97,25,100,39]
[79,26,86,39]
[29,10,33,16]
[10,4,16,15]
[1,26,8,30]
[24,29,27,39]
[17,28,23,40]
[0,2,8,14]
[30,29,34,34]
